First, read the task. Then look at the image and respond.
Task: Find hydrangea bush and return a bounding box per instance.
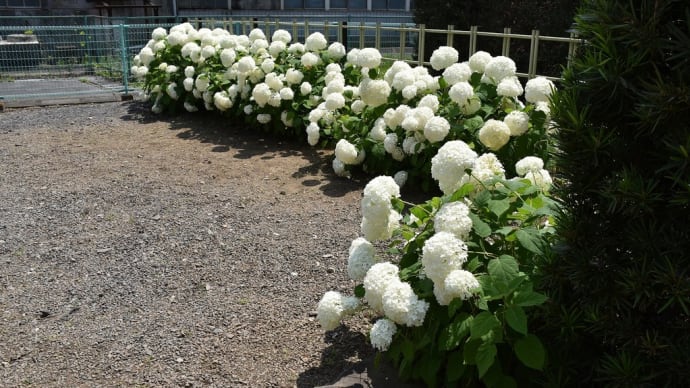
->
[134,24,559,386]
[132,24,555,187]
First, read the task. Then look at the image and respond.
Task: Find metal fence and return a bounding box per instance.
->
[0,17,580,106]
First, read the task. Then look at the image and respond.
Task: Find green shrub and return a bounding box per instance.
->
[538,0,690,386]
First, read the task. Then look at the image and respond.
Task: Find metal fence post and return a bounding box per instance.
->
[418,23,425,66]
[119,24,129,96]
[502,27,511,57]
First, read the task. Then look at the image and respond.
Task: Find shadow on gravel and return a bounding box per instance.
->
[121,101,363,198]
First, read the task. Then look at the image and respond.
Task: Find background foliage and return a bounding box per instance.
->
[538,0,690,386]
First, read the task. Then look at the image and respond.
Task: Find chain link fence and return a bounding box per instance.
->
[0,16,578,108]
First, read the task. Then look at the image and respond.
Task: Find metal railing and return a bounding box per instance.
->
[0,17,580,104]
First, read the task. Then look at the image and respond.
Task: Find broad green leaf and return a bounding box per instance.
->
[476,341,497,378]
[469,213,492,238]
[496,226,515,236]
[488,199,511,218]
[445,350,466,383]
[514,334,546,370]
[401,339,415,361]
[439,313,472,351]
[505,305,528,335]
[488,255,519,284]
[470,311,501,339]
[516,229,543,255]
[463,338,481,365]
[448,298,464,318]
[513,290,548,307]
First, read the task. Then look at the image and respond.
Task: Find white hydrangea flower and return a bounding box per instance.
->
[384,60,412,85]
[280,110,294,127]
[335,139,359,165]
[213,91,232,110]
[279,87,294,101]
[525,77,556,103]
[261,58,275,73]
[359,78,391,107]
[237,56,256,73]
[265,72,283,91]
[469,51,492,73]
[184,65,195,78]
[497,76,524,98]
[248,28,266,42]
[424,116,451,143]
[166,83,178,100]
[504,110,530,136]
[466,153,505,188]
[138,46,155,66]
[402,85,418,100]
[478,119,511,151]
[288,42,305,53]
[361,175,400,221]
[433,269,481,305]
[271,29,292,44]
[369,118,388,142]
[325,93,346,111]
[351,100,366,114]
[402,136,421,155]
[393,171,408,188]
[430,45,459,70]
[434,201,473,240]
[327,42,346,59]
[382,280,429,327]
[431,140,478,195]
[442,62,472,85]
[201,45,216,60]
[157,62,168,72]
[300,81,313,96]
[484,56,517,83]
[183,101,198,112]
[422,231,469,284]
[535,100,551,121]
[449,81,474,105]
[167,30,188,46]
[332,157,350,177]
[268,40,287,57]
[363,262,400,313]
[243,104,253,115]
[194,74,210,92]
[165,65,179,74]
[301,52,319,67]
[525,169,553,191]
[383,133,400,154]
[284,68,304,85]
[256,113,271,124]
[370,318,397,351]
[252,83,271,107]
[347,237,377,282]
[305,32,328,51]
[515,156,545,176]
[417,94,440,113]
[306,122,320,146]
[351,47,382,69]
[324,79,345,96]
[317,291,360,331]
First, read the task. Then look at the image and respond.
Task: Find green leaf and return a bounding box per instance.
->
[514,334,546,370]
[470,311,501,339]
[445,350,466,383]
[439,313,472,351]
[469,213,492,238]
[354,284,365,298]
[513,290,548,307]
[487,199,511,218]
[464,116,485,131]
[476,341,497,378]
[488,255,519,284]
[505,305,528,335]
[515,229,543,255]
[463,338,481,365]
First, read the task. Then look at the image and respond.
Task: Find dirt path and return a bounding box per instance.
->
[0,101,386,387]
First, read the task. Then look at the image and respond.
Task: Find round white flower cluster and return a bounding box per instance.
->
[370,318,397,351]
[524,76,556,103]
[347,47,383,69]
[316,291,360,330]
[434,201,473,240]
[430,46,459,70]
[431,140,478,196]
[421,231,479,305]
[362,262,429,327]
[515,156,552,190]
[347,237,378,282]
[360,176,402,241]
[334,139,364,165]
[478,119,511,151]
[359,78,391,107]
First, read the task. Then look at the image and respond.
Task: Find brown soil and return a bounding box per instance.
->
[0,101,398,387]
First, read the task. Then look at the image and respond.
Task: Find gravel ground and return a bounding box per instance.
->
[0,101,405,387]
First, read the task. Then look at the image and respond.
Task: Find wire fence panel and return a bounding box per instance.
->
[0,16,579,106]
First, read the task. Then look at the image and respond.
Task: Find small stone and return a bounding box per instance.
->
[326,267,335,274]
[176,357,183,363]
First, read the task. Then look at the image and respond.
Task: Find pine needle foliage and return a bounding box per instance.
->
[539,0,690,386]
